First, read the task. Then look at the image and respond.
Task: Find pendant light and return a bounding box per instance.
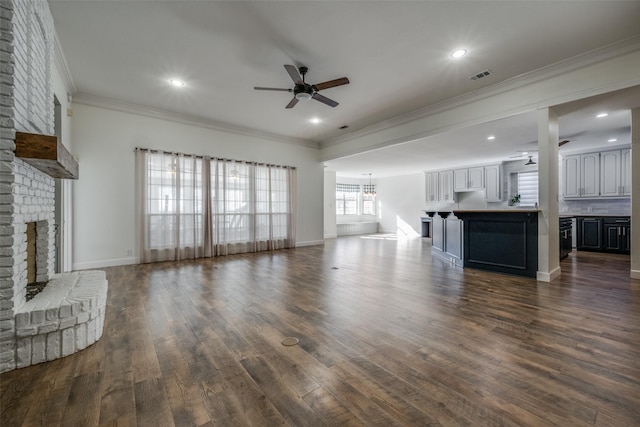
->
[525,156,536,166]
[364,173,376,196]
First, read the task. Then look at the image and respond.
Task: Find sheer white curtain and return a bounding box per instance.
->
[136,150,210,262]
[137,149,296,263]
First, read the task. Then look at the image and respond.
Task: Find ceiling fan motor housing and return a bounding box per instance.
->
[294,83,314,100]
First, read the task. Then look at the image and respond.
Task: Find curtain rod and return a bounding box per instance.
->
[134,147,296,170]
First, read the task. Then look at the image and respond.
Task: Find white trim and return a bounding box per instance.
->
[295,240,325,247]
[72,93,320,149]
[73,257,137,271]
[631,270,640,280]
[323,36,640,150]
[53,31,76,94]
[537,266,562,282]
[324,234,337,239]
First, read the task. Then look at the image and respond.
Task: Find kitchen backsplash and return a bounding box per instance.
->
[560,198,631,216]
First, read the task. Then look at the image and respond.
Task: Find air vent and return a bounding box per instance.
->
[470,69,491,81]
[339,125,349,130]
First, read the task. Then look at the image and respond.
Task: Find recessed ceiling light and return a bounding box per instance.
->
[450,48,468,59]
[487,135,496,141]
[169,79,185,87]
[596,112,608,118]
[608,138,617,143]
[309,117,321,124]
[522,152,528,155]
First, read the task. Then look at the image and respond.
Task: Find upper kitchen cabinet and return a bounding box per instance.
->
[438,170,455,203]
[563,148,631,199]
[425,170,455,204]
[600,150,620,196]
[425,171,439,203]
[484,164,501,202]
[621,148,631,196]
[454,166,484,192]
[563,152,599,198]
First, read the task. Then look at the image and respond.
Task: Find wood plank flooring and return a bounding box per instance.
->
[2,235,639,426]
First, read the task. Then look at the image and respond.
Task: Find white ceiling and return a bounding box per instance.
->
[49,1,640,177]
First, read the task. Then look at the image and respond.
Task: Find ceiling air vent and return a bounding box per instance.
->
[470,69,491,81]
[339,125,349,129]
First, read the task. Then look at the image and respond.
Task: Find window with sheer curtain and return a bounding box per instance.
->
[136,149,296,263]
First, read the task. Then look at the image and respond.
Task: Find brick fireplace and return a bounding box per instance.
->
[0,0,105,373]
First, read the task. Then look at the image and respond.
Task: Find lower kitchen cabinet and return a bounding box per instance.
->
[603,218,631,253]
[576,217,603,251]
[576,216,630,254]
[431,213,463,266]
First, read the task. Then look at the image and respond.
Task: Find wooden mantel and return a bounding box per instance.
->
[14,132,78,179]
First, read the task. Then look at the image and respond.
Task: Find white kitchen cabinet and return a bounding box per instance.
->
[600,150,621,197]
[563,155,580,198]
[453,166,484,192]
[425,171,439,202]
[621,148,631,196]
[563,152,599,198]
[438,170,455,203]
[581,153,600,197]
[484,164,501,202]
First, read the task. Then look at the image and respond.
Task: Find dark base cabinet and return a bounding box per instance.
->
[576,216,630,254]
[603,218,631,254]
[576,217,603,251]
[560,218,573,259]
[455,211,538,278]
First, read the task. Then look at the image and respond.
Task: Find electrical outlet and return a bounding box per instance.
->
[126,249,132,256]
[587,207,593,213]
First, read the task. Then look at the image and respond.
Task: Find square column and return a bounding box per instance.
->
[631,108,639,279]
[537,108,561,282]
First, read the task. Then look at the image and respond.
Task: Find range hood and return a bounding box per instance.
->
[14,132,78,179]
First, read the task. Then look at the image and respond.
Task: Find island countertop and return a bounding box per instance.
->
[452,209,541,214]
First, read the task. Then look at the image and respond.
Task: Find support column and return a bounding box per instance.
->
[631,108,639,279]
[537,108,561,282]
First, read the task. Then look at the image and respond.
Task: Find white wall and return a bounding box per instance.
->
[70,103,324,270]
[323,170,337,238]
[376,173,424,236]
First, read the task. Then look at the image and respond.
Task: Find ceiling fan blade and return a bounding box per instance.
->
[285,97,298,109]
[284,65,303,84]
[312,92,338,107]
[558,140,570,147]
[313,77,350,91]
[254,87,292,92]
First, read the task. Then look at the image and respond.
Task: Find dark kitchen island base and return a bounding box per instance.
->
[453,210,539,278]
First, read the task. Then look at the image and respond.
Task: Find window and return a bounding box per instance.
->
[137,149,296,263]
[336,183,376,216]
[336,184,360,215]
[517,171,538,207]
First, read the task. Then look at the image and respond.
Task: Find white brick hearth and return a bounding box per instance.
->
[15,270,107,368]
[0,0,106,372]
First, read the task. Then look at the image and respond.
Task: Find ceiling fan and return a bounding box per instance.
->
[510,139,571,158]
[254,65,349,109]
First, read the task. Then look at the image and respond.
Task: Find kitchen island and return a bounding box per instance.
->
[428,210,540,278]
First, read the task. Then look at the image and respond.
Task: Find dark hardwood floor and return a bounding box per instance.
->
[2,235,639,426]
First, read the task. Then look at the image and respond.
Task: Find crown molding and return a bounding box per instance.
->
[323,35,640,149]
[53,31,77,95]
[72,93,320,149]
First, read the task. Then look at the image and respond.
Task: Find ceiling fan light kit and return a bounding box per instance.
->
[255,65,349,109]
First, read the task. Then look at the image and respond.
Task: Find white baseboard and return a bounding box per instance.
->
[295,240,325,247]
[324,234,337,239]
[73,257,138,271]
[537,266,561,282]
[631,269,640,280]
